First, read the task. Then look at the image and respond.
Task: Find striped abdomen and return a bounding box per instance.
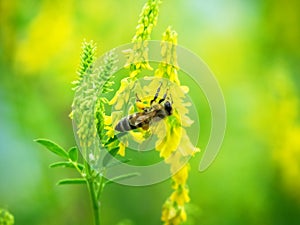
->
[115,115,138,132]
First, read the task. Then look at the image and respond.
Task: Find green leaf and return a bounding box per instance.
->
[57,178,86,185]
[104,173,140,185]
[35,139,68,159]
[102,147,120,166]
[50,161,74,168]
[68,146,78,161]
[49,161,85,171]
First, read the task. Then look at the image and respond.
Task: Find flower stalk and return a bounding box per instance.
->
[71,40,119,225]
[86,162,101,225]
[155,27,200,225]
[125,0,161,78]
[109,0,162,155]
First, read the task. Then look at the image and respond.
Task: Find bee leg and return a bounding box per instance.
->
[150,82,163,105]
[142,123,150,130]
[158,88,169,104]
[136,93,141,102]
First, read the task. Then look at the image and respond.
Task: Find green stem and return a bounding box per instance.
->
[97,170,106,200]
[87,178,101,225]
[85,162,101,225]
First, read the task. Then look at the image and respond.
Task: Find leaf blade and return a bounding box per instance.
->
[49,161,74,168]
[49,161,84,171]
[57,178,86,185]
[35,139,68,159]
[68,146,78,162]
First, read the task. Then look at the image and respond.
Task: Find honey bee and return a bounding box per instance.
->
[115,83,173,132]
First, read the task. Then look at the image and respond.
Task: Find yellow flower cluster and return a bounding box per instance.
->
[161,165,190,224]
[104,115,115,139]
[155,27,180,84]
[106,6,200,225]
[132,0,161,43]
[156,27,200,225]
[109,0,161,156]
[156,114,182,158]
[71,41,99,159]
[124,0,161,78]
[71,41,118,162]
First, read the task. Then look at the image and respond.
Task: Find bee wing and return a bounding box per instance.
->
[134,115,149,125]
[134,111,156,126]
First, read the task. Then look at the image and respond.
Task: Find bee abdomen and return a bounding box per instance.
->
[115,117,137,132]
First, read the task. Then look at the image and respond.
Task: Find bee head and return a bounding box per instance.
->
[164,101,172,115]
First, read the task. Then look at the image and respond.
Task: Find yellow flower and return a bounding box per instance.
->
[155,113,182,158]
[109,78,130,108]
[179,208,187,222]
[103,115,115,138]
[104,115,112,125]
[161,199,187,225]
[171,164,190,188]
[104,126,115,138]
[177,129,200,157]
[161,199,176,222]
[141,61,153,70]
[118,141,126,157]
[129,69,140,78]
[156,126,182,158]
[130,130,147,144]
[170,187,190,206]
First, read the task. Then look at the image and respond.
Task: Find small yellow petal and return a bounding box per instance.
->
[180,208,187,221]
[130,69,140,78]
[118,142,126,156]
[170,187,190,206]
[130,131,145,143]
[104,126,115,138]
[104,115,112,125]
[109,78,129,105]
[141,62,153,71]
[180,85,189,94]
[171,164,190,187]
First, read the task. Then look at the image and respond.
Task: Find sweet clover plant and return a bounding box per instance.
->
[35,1,200,224]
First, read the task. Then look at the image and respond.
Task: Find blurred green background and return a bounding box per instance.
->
[1,0,300,224]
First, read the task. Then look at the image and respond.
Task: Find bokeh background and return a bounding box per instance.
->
[1,0,300,224]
